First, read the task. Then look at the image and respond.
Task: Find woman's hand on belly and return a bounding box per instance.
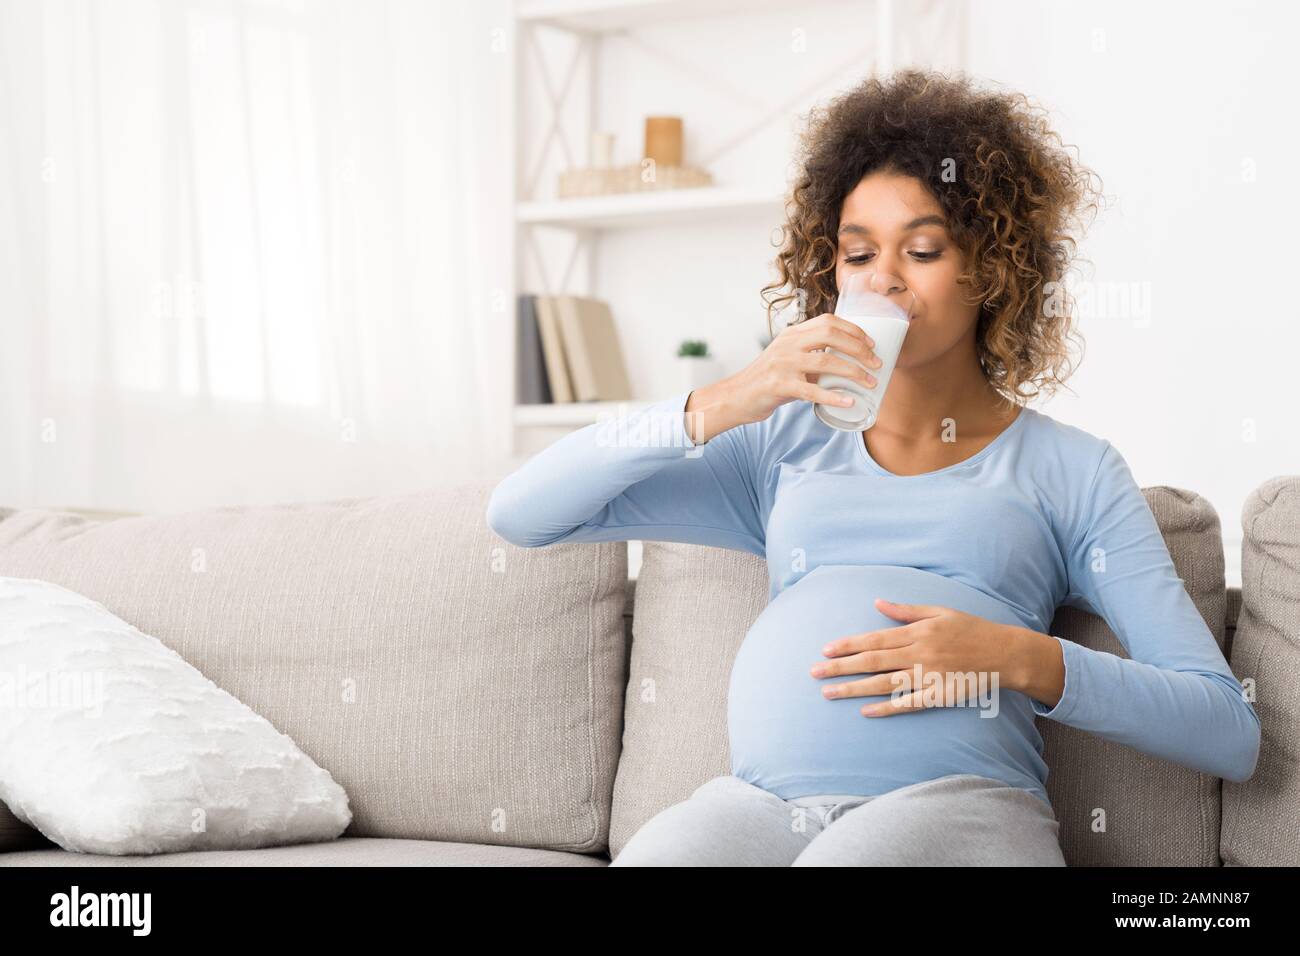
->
[808,598,1035,716]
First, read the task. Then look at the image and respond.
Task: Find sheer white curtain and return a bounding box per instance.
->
[0,0,513,513]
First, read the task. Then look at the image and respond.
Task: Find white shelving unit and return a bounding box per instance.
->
[517,0,832,32]
[516,185,786,231]
[510,0,907,457]
[513,398,651,428]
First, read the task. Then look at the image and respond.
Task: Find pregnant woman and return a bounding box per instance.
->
[486,69,1261,866]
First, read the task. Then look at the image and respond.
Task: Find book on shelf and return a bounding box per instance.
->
[515,294,553,405]
[554,295,632,402]
[517,293,632,405]
[532,294,574,403]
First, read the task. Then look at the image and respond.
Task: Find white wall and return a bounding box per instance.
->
[967,0,1300,586]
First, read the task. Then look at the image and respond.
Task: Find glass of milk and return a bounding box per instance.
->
[813,270,916,432]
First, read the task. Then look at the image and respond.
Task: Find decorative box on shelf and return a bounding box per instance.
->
[558,163,714,198]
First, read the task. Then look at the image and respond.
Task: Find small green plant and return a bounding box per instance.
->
[677,339,710,358]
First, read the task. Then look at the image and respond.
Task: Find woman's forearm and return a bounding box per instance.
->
[485,390,769,555]
[1003,623,1260,782]
[684,377,749,444]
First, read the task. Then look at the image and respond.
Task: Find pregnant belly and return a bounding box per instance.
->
[727,564,1048,800]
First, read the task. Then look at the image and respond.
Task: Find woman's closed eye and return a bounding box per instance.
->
[844,251,941,264]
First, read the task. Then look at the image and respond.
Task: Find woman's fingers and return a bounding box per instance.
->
[818,670,915,700]
[815,311,875,349]
[800,349,878,389]
[794,379,856,406]
[788,318,881,372]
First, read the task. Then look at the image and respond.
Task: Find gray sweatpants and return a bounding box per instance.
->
[610,773,1066,866]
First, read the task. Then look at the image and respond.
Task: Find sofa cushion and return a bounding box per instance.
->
[0,837,606,866]
[0,481,628,856]
[612,487,1227,865]
[610,542,766,859]
[1222,475,1300,866]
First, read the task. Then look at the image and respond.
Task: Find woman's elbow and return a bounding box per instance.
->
[1222,705,1262,783]
[485,482,539,548]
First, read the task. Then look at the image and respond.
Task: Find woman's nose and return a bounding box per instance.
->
[867,270,908,297]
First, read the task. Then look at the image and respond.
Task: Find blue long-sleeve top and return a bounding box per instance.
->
[486,390,1261,807]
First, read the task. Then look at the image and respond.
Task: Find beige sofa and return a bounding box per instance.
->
[0,475,1296,866]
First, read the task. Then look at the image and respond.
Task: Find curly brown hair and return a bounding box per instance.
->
[762,68,1104,404]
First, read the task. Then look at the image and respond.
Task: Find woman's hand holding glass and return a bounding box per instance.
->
[684,313,884,444]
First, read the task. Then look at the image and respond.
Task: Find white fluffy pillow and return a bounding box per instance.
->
[0,576,351,855]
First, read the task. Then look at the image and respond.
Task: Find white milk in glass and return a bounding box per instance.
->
[814,290,912,432]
